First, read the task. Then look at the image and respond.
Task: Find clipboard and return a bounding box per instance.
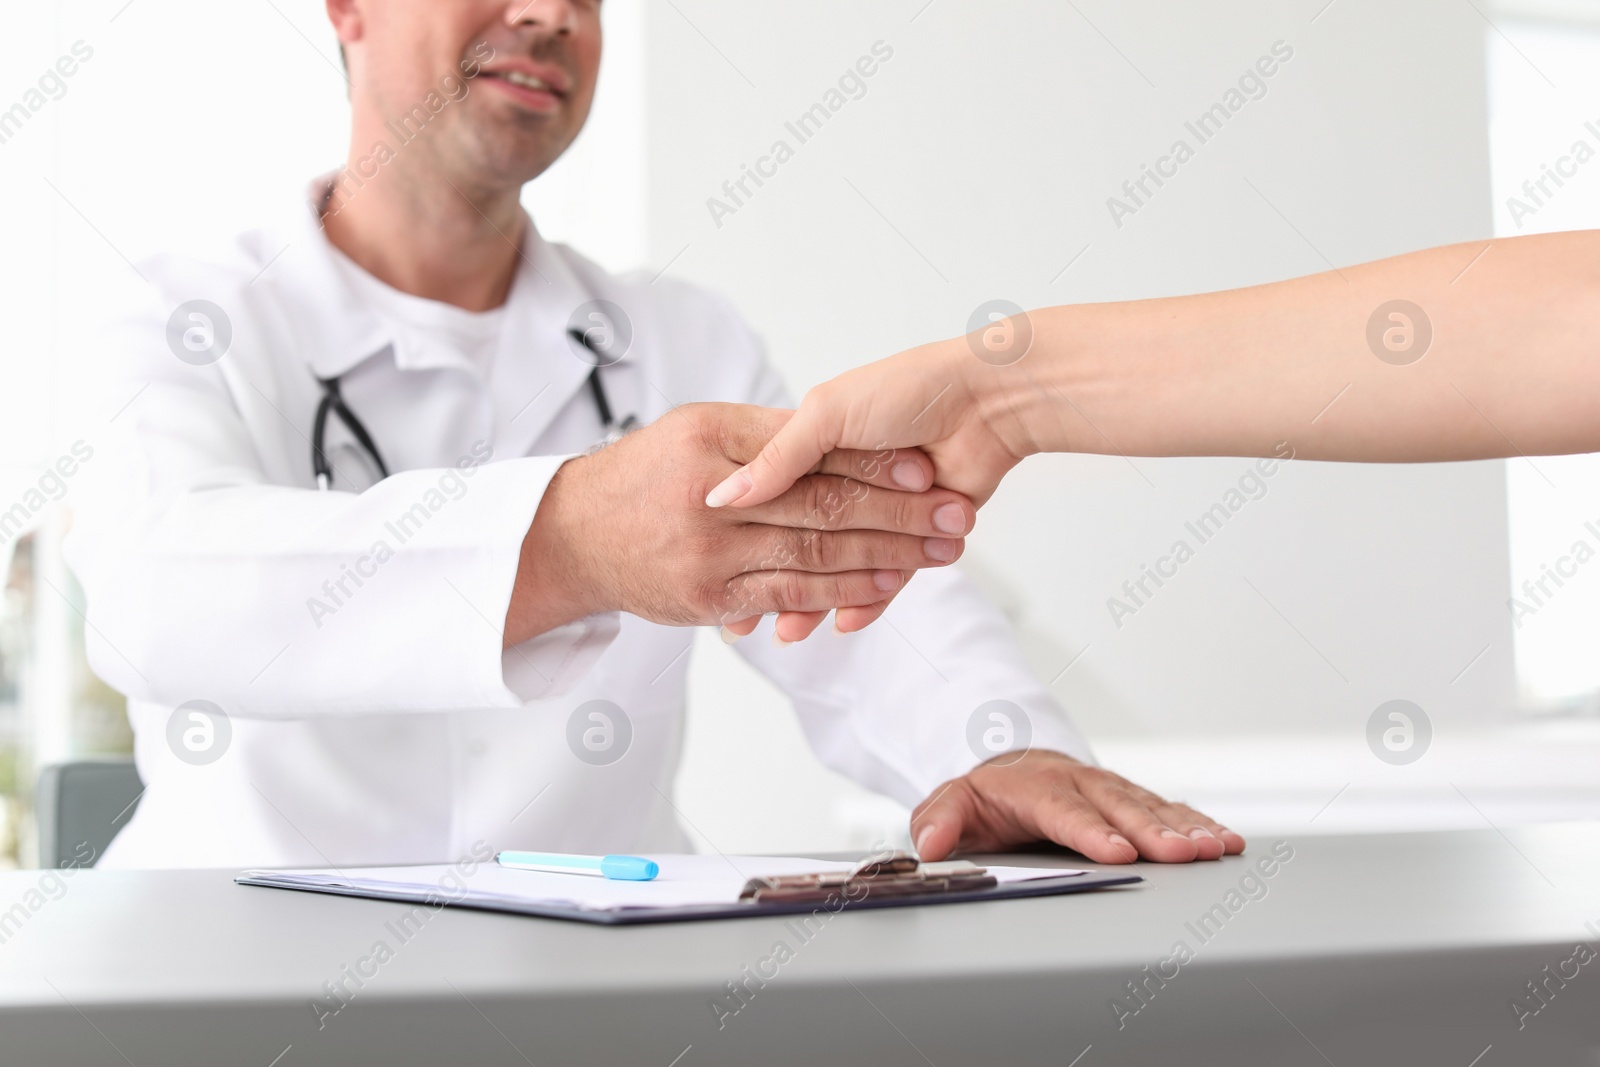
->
[237,851,1143,926]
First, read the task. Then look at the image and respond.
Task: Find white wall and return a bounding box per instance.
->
[652,0,1525,850]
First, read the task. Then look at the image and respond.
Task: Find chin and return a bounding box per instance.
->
[453,128,568,189]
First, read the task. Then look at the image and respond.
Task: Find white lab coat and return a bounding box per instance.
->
[66,182,1091,869]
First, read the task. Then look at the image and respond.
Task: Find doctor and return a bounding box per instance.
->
[67,0,1241,868]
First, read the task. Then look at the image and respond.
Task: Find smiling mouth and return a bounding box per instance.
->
[477,67,570,110]
[494,71,558,92]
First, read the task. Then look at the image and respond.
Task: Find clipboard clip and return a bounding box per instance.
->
[738,851,998,904]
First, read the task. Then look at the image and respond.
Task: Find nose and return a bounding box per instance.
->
[505,0,579,34]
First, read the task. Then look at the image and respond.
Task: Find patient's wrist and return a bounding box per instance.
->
[966,305,1089,458]
[1011,302,1159,457]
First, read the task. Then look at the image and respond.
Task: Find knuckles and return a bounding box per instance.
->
[798,477,851,532]
[704,570,763,622]
[771,570,809,612]
[890,493,920,535]
[680,401,784,467]
[792,529,831,571]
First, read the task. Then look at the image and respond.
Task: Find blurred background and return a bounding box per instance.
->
[2,0,1599,866]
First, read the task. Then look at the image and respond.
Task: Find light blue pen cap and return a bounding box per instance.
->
[600,855,659,881]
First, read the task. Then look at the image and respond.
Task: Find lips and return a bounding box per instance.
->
[477,60,572,111]
[495,70,558,92]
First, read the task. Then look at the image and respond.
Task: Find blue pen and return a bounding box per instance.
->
[496,850,659,881]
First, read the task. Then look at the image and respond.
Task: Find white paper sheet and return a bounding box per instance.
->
[242,855,1087,913]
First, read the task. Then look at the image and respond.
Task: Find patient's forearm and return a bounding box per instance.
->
[1017,230,1600,462]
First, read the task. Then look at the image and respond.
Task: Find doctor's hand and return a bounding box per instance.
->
[911,749,1245,865]
[504,403,975,645]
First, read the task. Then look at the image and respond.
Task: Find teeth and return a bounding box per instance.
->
[504,71,549,90]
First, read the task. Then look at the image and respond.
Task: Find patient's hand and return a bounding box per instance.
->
[911,749,1245,864]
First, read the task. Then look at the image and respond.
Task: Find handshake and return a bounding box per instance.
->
[504,402,980,647]
[508,305,1102,647]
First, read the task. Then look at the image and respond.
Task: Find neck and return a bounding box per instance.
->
[322,130,526,312]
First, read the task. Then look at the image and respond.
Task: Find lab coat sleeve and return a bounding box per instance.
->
[718,316,1093,806]
[733,572,1096,806]
[65,281,616,717]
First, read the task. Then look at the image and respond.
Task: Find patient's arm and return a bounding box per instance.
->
[1012,228,1600,464]
[719,228,1600,641]
[728,229,1600,504]
[912,749,1243,864]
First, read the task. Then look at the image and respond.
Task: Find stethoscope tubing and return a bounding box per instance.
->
[311,327,629,491]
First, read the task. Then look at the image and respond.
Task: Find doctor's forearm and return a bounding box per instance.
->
[1007,230,1600,463]
[505,458,607,647]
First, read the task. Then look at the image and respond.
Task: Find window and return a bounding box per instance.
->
[1488,12,1600,712]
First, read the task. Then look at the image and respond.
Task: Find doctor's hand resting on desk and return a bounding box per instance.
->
[717,229,1600,641]
[914,749,1241,863]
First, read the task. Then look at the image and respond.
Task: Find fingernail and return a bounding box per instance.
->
[720,626,742,644]
[924,537,958,563]
[705,469,752,508]
[933,503,967,535]
[1108,833,1133,853]
[1189,828,1215,841]
[891,460,927,490]
[873,569,902,592]
[1160,829,1187,839]
[832,618,847,636]
[914,824,935,856]
[771,631,793,649]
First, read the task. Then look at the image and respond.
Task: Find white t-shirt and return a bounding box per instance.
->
[329,244,508,378]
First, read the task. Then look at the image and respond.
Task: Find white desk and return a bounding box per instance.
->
[1,825,1597,1065]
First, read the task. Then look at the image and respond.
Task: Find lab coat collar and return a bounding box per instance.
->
[270,176,599,389]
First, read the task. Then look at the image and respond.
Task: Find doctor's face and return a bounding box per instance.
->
[332,0,602,187]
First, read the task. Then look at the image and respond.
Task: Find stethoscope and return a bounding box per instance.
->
[312,327,638,491]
